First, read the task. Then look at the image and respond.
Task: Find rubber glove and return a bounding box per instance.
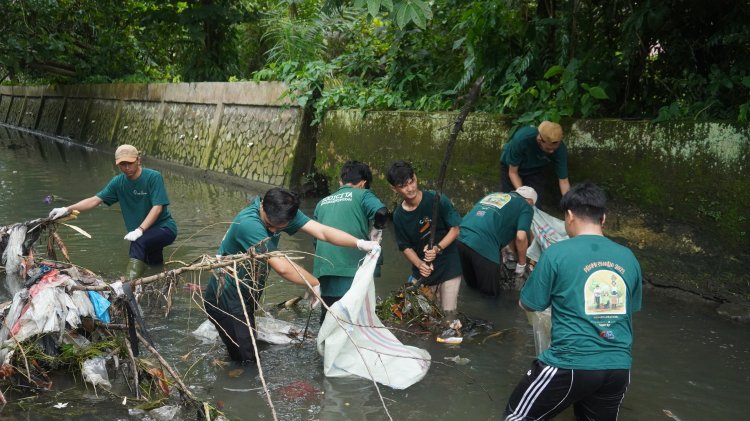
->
[124,228,143,242]
[356,239,381,254]
[514,263,527,276]
[304,285,321,309]
[369,227,383,243]
[49,207,69,220]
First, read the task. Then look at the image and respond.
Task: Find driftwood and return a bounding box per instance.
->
[0,215,489,421]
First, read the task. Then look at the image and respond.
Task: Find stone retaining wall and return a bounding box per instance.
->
[2,86,747,252]
[0,82,309,187]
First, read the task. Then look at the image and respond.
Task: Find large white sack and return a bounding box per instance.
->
[317,250,431,390]
[527,207,569,263]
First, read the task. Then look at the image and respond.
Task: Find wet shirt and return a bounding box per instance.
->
[521,235,643,370]
[500,126,569,178]
[313,186,385,296]
[459,192,533,264]
[203,197,310,315]
[96,168,177,235]
[392,190,463,285]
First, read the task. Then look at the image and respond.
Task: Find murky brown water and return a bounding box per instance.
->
[1,126,748,420]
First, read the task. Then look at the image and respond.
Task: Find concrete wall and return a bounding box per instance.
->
[0,82,309,187]
[317,110,749,248]
[2,86,747,252]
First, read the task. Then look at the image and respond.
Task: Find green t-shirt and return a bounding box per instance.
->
[392,190,463,285]
[96,168,177,235]
[203,197,310,315]
[313,186,386,296]
[500,126,569,178]
[520,235,643,370]
[458,192,533,264]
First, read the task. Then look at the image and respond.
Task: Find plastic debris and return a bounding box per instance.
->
[82,357,111,389]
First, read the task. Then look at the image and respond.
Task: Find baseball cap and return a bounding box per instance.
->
[538,121,563,144]
[515,186,538,205]
[115,144,139,165]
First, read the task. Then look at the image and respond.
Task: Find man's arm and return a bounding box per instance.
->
[514,230,529,265]
[138,205,163,231]
[299,219,359,248]
[424,225,460,262]
[403,248,433,278]
[558,177,570,196]
[268,256,319,287]
[67,196,104,213]
[508,165,524,190]
[518,299,536,312]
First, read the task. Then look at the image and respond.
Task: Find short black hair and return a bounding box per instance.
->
[262,187,300,226]
[386,160,415,187]
[340,160,373,189]
[559,182,607,224]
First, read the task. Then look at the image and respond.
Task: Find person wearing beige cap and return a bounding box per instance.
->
[500,121,570,207]
[48,144,177,280]
[456,187,536,295]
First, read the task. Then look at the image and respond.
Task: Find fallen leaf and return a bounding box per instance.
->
[53,402,69,409]
[146,367,170,396]
[228,368,244,378]
[211,358,228,368]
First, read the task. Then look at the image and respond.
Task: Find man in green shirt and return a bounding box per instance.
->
[203,187,380,364]
[457,187,535,296]
[387,161,463,319]
[504,182,642,421]
[500,121,570,207]
[313,161,388,324]
[48,144,177,280]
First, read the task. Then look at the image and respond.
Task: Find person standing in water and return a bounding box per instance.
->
[48,144,177,280]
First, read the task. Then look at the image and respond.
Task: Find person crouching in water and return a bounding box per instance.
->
[203,187,380,365]
[457,186,536,295]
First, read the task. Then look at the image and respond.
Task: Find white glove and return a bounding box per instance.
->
[124,228,143,242]
[49,207,69,220]
[304,285,321,309]
[356,239,381,254]
[369,228,383,243]
[514,263,527,276]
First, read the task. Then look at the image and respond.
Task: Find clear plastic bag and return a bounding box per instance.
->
[82,357,111,389]
[526,308,552,355]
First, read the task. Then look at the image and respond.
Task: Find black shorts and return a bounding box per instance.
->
[128,226,176,265]
[504,359,630,421]
[205,301,257,364]
[457,241,509,296]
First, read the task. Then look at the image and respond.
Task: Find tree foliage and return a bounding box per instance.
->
[1,0,748,122]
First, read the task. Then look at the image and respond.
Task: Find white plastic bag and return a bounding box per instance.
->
[82,357,111,389]
[317,250,431,389]
[192,317,308,345]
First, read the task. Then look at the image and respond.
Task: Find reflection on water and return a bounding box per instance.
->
[1,126,749,420]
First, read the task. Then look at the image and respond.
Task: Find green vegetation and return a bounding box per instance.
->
[1,1,749,123]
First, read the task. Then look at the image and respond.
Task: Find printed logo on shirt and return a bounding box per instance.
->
[478,193,511,210]
[132,189,148,196]
[319,191,353,206]
[584,269,627,316]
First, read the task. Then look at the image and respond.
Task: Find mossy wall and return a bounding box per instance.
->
[316,110,511,212]
[318,110,750,253]
[0,83,310,188]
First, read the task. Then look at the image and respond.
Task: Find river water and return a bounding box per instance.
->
[0,126,748,420]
